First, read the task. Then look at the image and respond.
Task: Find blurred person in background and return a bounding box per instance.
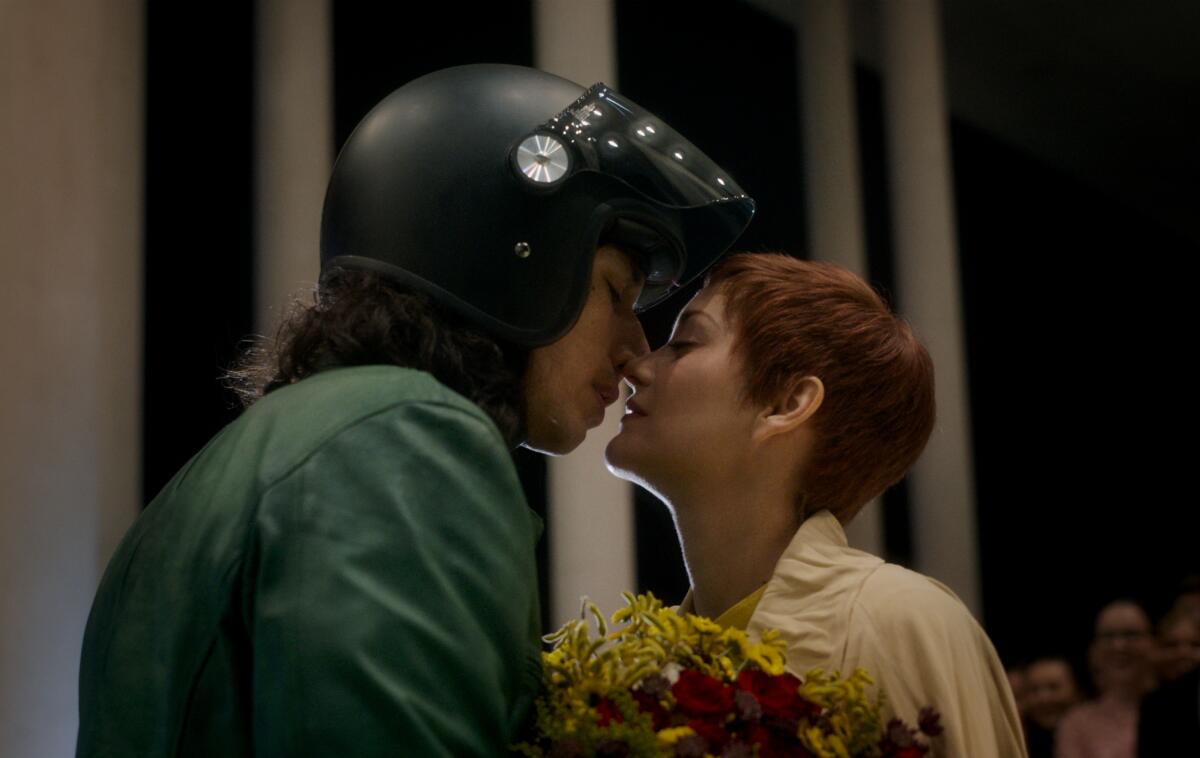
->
[1153,607,1200,683]
[1020,656,1080,758]
[1166,574,1200,621]
[1135,577,1200,755]
[1008,662,1031,720]
[1054,599,1155,758]
[1137,663,1200,756]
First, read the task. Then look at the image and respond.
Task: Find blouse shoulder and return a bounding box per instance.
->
[845,563,998,699]
[844,564,1027,758]
[852,563,978,632]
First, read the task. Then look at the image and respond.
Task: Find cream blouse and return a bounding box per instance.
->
[687,510,1027,757]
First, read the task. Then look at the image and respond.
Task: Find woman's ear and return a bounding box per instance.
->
[754,376,824,441]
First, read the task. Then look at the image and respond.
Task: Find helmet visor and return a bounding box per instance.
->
[537,83,751,209]
[516,82,754,314]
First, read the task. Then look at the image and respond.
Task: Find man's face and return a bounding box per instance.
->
[521,244,649,454]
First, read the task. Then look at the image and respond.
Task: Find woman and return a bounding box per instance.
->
[1055,600,1156,758]
[606,253,1025,756]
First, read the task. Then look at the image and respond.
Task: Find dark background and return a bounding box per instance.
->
[142,0,1198,671]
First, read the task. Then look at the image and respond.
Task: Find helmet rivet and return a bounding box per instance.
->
[514,242,531,259]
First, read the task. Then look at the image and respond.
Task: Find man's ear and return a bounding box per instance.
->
[754,376,824,441]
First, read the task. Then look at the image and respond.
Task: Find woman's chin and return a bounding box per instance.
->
[605,441,675,505]
[604,433,648,482]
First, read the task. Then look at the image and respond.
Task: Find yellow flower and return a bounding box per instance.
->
[656,726,696,746]
[744,643,786,676]
[688,614,723,635]
[717,655,737,680]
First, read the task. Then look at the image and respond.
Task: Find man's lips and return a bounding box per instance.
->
[596,385,620,407]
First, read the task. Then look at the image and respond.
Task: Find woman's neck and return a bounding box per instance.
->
[668,475,802,620]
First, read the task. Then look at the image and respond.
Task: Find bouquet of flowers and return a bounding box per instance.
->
[515,593,941,758]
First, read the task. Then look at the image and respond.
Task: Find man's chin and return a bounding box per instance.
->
[521,425,585,456]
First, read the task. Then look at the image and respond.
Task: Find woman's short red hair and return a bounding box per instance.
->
[706,253,935,522]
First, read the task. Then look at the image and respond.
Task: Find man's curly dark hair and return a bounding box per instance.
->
[226,269,527,446]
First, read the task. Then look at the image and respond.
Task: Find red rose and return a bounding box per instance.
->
[596,697,623,727]
[672,669,734,716]
[736,670,818,721]
[889,748,925,758]
[687,718,730,750]
[744,722,815,758]
[745,723,770,747]
[633,690,669,731]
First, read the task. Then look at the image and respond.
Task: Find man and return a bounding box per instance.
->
[76,64,752,756]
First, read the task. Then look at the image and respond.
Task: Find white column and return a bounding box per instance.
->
[0,1,143,754]
[879,0,981,614]
[254,0,332,334]
[534,0,635,626]
[534,0,616,90]
[800,0,867,274]
[797,0,883,555]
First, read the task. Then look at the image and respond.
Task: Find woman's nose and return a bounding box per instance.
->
[613,314,650,377]
[621,348,654,389]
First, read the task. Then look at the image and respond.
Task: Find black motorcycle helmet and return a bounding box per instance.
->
[320,64,754,347]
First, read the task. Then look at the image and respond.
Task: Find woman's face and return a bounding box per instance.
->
[605,285,761,495]
[1088,602,1154,692]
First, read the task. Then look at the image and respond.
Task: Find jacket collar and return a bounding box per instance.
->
[745,510,884,671]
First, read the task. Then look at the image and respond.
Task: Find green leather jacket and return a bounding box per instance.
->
[77,366,543,757]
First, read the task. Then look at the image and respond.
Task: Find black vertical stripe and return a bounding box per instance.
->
[951,117,1199,664]
[854,65,914,568]
[143,2,256,501]
[331,3,535,150]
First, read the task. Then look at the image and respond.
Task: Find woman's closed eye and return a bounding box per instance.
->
[666,339,696,354]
